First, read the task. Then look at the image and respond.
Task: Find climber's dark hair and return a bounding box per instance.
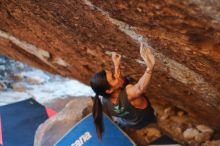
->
[90,70,111,139]
[90,70,111,98]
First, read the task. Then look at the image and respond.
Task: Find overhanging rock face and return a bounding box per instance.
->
[0,0,219,129]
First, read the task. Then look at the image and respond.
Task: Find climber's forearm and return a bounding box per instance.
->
[135,68,153,93]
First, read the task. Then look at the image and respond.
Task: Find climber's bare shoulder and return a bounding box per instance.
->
[125,84,142,99]
[125,84,148,108]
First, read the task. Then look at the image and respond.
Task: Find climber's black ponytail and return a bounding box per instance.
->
[90,70,112,139]
[92,94,104,139]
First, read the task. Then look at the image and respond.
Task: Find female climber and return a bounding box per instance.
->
[90,42,156,139]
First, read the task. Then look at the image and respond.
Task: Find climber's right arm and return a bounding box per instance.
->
[126,43,155,99]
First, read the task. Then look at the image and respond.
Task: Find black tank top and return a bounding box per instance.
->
[104,86,156,129]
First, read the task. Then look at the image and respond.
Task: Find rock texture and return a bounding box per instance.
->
[202,140,220,146]
[0,0,219,130]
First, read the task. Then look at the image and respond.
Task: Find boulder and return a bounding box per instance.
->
[160,106,176,121]
[196,124,214,134]
[34,97,93,146]
[11,83,26,92]
[0,0,219,129]
[128,126,161,145]
[0,82,7,91]
[10,73,24,81]
[183,128,200,140]
[195,132,211,143]
[202,140,220,146]
[26,76,45,85]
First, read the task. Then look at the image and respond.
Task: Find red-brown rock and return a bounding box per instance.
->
[0,0,219,130]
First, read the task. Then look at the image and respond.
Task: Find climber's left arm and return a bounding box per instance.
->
[112,52,122,79]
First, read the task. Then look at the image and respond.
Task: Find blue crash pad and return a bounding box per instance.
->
[56,113,136,146]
